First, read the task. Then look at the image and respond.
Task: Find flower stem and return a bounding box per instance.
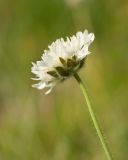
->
[74,73,113,160]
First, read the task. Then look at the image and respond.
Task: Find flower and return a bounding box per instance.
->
[31,30,94,94]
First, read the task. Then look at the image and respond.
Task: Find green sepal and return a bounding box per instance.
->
[55,66,69,77]
[67,58,78,68]
[72,55,77,60]
[59,57,67,67]
[47,71,58,78]
[79,58,86,69]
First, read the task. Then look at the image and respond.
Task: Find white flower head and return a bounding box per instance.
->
[31,30,95,94]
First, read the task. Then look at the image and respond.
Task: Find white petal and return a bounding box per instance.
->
[76,45,90,59]
[31,29,95,94]
[32,82,46,89]
[45,87,53,95]
[84,32,95,46]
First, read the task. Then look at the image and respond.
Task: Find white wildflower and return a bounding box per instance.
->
[31,30,94,94]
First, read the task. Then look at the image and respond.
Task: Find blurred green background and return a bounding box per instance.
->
[0,0,128,159]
